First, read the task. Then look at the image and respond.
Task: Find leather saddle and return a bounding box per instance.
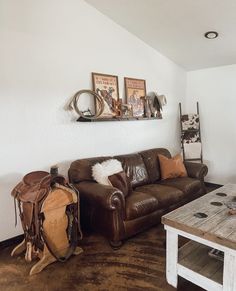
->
[12,171,82,262]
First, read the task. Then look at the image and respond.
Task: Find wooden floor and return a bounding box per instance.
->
[0,185,218,290]
[0,225,206,291]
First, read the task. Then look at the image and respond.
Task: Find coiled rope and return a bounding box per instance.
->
[67,89,104,120]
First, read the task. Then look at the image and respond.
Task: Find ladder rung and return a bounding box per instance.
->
[181,129,199,132]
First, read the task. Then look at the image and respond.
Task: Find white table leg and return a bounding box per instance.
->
[166,228,178,288]
[223,252,236,291]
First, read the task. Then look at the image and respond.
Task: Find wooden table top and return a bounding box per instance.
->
[162,184,236,250]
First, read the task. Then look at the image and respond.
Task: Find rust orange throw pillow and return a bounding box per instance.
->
[158,154,187,180]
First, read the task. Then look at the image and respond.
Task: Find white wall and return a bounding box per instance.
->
[0,0,186,241]
[186,64,236,184]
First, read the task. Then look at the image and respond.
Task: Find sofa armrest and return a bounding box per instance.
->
[184,162,208,180]
[75,181,126,244]
[75,181,125,213]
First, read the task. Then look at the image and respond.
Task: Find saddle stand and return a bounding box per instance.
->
[11,171,83,275]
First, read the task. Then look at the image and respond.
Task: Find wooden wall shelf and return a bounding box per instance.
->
[76,116,162,122]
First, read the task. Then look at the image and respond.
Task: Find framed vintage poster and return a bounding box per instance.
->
[124,77,146,117]
[92,72,119,117]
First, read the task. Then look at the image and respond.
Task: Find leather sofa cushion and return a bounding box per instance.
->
[125,191,159,220]
[158,154,187,180]
[135,184,185,208]
[69,156,112,183]
[114,154,148,188]
[139,148,171,183]
[159,177,201,196]
[108,171,132,197]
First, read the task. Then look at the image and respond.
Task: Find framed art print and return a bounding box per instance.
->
[92,72,119,116]
[124,77,146,117]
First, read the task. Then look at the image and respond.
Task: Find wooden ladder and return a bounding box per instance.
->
[179,102,203,163]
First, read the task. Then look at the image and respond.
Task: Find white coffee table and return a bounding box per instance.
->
[162,184,236,291]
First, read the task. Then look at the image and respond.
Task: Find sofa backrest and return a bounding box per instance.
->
[139,148,171,183]
[68,148,171,186]
[114,153,149,188]
[69,156,112,183]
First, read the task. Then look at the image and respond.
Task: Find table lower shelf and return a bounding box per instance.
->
[178,241,223,289]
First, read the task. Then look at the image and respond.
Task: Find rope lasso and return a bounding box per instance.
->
[67,89,104,120]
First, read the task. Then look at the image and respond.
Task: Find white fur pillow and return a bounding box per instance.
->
[92,159,123,185]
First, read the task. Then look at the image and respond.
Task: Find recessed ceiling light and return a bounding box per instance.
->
[204,31,219,39]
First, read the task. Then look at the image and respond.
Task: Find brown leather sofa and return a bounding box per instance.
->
[68,148,208,247]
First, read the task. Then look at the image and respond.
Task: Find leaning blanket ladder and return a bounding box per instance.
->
[179,102,203,163]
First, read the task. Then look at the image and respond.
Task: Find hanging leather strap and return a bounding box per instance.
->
[69,183,83,240]
[14,197,17,227]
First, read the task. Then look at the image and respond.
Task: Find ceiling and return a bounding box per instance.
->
[85,0,236,70]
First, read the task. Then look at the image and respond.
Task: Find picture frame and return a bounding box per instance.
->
[92,72,119,117]
[124,77,146,117]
